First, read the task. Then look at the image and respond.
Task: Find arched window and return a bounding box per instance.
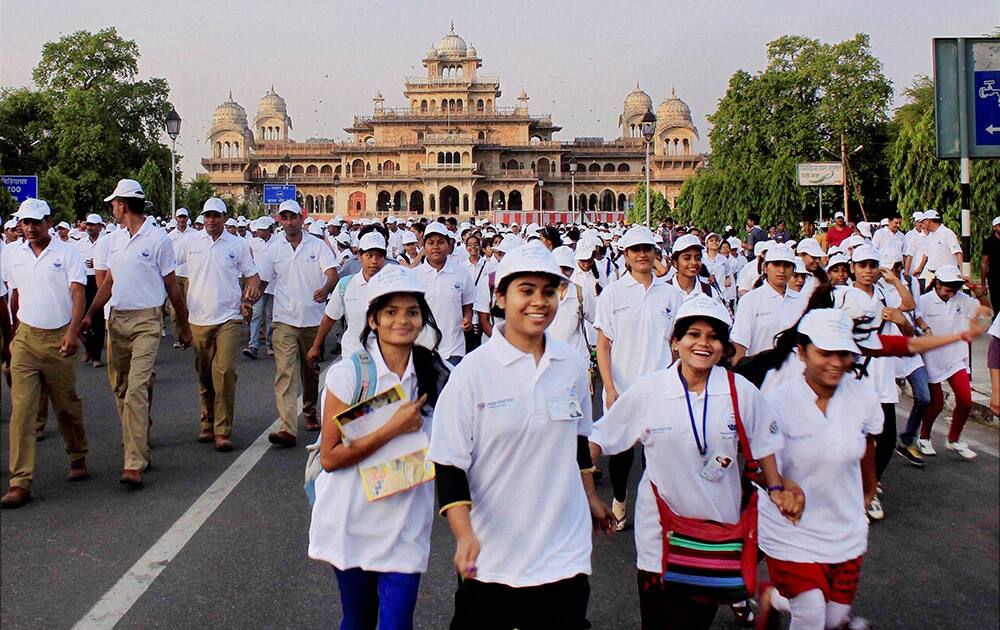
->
[477,99,484,112]
[417,131,425,141]
[477,131,485,141]
[456,100,463,111]
[453,151,461,163]
[682,139,690,154]
[223,142,230,158]
[603,163,615,172]
[292,164,304,174]
[420,100,427,112]
[321,164,333,175]
[215,142,222,157]
[618,163,630,172]
[306,164,318,175]
[589,163,600,173]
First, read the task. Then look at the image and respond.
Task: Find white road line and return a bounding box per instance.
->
[71,419,279,630]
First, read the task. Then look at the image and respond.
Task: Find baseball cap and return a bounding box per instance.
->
[793,258,807,275]
[834,211,845,219]
[575,238,598,261]
[837,289,883,350]
[424,222,451,240]
[104,179,145,202]
[85,213,104,225]
[237,216,250,227]
[992,216,1000,227]
[358,232,387,252]
[336,232,353,246]
[400,231,417,245]
[278,200,302,215]
[175,208,189,217]
[753,240,775,258]
[224,218,238,227]
[798,309,861,354]
[17,198,50,221]
[495,242,565,286]
[552,245,576,269]
[922,209,941,220]
[913,211,925,221]
[840,235,864,250]
[672,293,733,335]
[496,235,525,254]
[765,244,796,264]
[856,222,873,238]
[671,234,704,256]
[620,226,657,249]
[366,266,425,305]
[850,244,880,263]
[202,197,228,214]
[727,237,742,250]
[194,214,205,224]
[934,264,963,284]
[796,238,824,258]
[308,222,326,236]
[56,221,71,230]
[4,219,18,230]
[825,253,850,271]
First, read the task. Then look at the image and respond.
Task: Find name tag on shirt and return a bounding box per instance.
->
[700,453,733,482]
[548,396,583,420]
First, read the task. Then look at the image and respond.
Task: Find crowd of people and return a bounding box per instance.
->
[1,179,996,630]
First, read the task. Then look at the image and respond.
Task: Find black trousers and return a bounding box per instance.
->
[82,276,105,361]
[450,573,591,630]
[875,402,896,481]
[637,570,718,630]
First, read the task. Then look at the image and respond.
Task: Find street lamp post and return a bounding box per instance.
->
[537,178,544,226]
[333,173,340,214]
[165,108,181,216]
[640,111,657,227]
[569,158,578,223]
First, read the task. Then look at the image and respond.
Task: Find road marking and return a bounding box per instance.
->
[71,418,280,630]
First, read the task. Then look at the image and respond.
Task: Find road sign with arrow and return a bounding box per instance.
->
[934,37,1000,159]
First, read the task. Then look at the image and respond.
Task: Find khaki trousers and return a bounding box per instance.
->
[107,307,162,471]
[8,324,87,490]
[166,276,189,339]
[190,319,242,437]
[272,322,320,436]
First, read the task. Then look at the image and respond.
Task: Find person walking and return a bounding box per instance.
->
[413,223,474,365]
[77,213,105,367]
[1,199,89,508]
[167,207,194,348]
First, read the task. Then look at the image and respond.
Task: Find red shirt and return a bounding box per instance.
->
[826,225,853,247]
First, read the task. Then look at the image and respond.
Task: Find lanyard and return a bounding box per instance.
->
[677,364,710,457]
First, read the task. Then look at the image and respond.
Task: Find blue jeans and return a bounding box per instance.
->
[334,567,421,630]
[900,366,931,445]
[248,294,273,350]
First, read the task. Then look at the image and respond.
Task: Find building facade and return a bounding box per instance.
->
[202,25,704,221]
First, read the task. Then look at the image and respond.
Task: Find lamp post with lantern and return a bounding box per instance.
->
[537,178,544,226]
[568,157,579,223]
[165,108,181,216]
[640,111,656,227]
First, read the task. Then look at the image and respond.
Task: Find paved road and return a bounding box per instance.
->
[2,329,998,629]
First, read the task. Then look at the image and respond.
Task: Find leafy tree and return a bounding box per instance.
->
[628,183,670,225]
[137,157,167,217]
[39,166,77,224]
[182,175,215,215]
[678,34,894,236]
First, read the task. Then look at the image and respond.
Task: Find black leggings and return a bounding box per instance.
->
[875,402,896,481]
[609,446,634,502]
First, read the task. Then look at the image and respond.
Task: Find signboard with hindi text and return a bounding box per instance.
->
[1,175,38,203]
[795,163,843,186]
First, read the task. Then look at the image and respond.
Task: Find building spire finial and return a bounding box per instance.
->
[450,20,455,33]
[636,81,640,90]
[228,90,233,101]
[671,85,676,98]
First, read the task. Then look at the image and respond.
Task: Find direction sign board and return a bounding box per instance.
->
[1,175,38,203]
[796,162,844,186]
[263,184,296,204]
[934,37,1000,159]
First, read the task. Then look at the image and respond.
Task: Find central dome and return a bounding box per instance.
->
[656,87,693,126]
[257,86,287,116]
[624,83,652,114]
[212,92,248,127]
[435,23,468,55]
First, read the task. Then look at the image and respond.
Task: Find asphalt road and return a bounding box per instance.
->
[1,328,998,629]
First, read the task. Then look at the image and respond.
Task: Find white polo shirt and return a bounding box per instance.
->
[872,227,904,255]
[3,238,86,329]
[569,266,600,301]
[917,289,979,383]
[176,230,257,326]
[922,225,962,273]
[428,327,593,587]
[590,365,782,573]
[97,219,176,311]
[256,233,337,328]
[594,255,620,288]
[309,341,434,573]
[548,281,597,359]
[324,270,379,357]
[731,282,805,357]
[903,229,924,259]
[835,286,898,404]
[413,258,474,358]
[594,272,683,394]
[169,227,194,278]
[759,374,882,564]
[76,234,101,277]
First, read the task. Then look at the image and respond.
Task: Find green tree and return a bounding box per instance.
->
[679,33,894,235]
[182,175,215,214]
[137,157,167,217]
[628,183,670,225]
[39,166,77,224]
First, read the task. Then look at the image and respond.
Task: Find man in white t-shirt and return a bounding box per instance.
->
[914,209,962,281]
[167,207,194,348]
[413,222,474,364]
[871,212,904,255]
[77,213,106,366]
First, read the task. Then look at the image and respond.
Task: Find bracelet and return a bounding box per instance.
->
[766,485,785,493]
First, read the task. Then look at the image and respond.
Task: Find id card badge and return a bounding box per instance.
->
[699,453,733,482]
[548,397,584,420]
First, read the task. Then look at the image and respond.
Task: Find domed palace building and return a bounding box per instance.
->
[202,25,704,223]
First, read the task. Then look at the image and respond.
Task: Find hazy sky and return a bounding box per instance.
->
[2,1,997,179]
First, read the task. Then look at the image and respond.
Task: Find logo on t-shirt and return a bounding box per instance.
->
[51,260,63,271]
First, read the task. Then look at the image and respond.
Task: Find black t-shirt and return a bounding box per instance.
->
[984,235,1000,286]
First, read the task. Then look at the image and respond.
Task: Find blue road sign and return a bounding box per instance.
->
[1,175,38,203]
[975,71,1000,146]
[263,184,296,204]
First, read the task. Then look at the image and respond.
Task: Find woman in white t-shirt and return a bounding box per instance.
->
[551,246,597,361]
[915,264,991,460]
[429,244,598,630]
[756,308,883,630]
[588,294,802,630]
[308,266,449,630]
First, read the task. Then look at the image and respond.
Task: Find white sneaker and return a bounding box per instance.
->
[917,438,937,456]
[611,498,627,532]
[946,441,977,460]
[865,495,885,521]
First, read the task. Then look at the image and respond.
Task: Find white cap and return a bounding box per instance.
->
[104,223,116,233]
[796,238,824,258]
[336,231,353,246]
[879,248,903,268]
[400,231,417,245]
[850,244,880,263]
[575,238,598,260]
[992,216,1000,227]
[834,211,845,219]
[202,197,227,214]
[727,236,742,250]
[837,290,883,350]
[424,222,451,240]
[840,235,864,250]
[4,219,18,230]
[753,240,775,258]
[104,179,145,202]
[856,222,873,238]
[194,214,205,224]
[17,198,50,221]
[825,253,850,271]
[828,245,843,257]
[923,209,941,220]
[672,293,733,334]
[166,219,177,229]
[913,211,925,221]
[496,235,524,254]
[552,245,576,269]
[358,232,387,252]
[237,216,249,227]
[934,264,963,284]
[333,215,345,224]
[620,226,656,249]
[366,266,425,305]
[880,217,890,226]
[494,242,565,286]
[224,218,238,227]
[386,216,398,224]
[85,213,104,225]
[308,222,326,236]
[819,221,829,228]
[303,216,315,226]
[278,200,302,215]
[765,244,796,264]
[671,234,704,255]
[798,309,861,354]
[705,232,721,243]
[792,258,807,275]
[56,221,71,230]
[175,207,189,217]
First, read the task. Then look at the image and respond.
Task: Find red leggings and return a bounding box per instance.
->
[921,370,972,442]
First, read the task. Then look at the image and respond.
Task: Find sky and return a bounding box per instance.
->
[2,0,998,180]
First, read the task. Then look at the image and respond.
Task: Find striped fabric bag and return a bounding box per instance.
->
[649,370,761,604]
